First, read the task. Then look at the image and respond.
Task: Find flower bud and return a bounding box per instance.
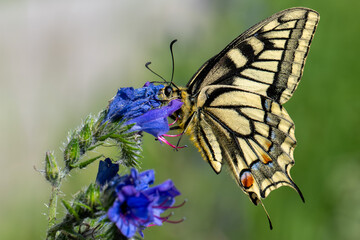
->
[45,151,59,186]
[79,119,93,151]
[64,138,80,168]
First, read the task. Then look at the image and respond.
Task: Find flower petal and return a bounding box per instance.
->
[106,168,183,237]
[126,99,183,137]
[145,179,181,208]
[95,158,119,187]
[103,83,164,123]
[135,169,155,191]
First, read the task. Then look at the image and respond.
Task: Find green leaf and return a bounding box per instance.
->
[73,155,103,169]
[61,199,79,221]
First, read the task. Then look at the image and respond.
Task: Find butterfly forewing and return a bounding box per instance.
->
[187,8,319,104]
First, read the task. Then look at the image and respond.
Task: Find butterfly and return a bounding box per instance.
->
[158,7,319,227]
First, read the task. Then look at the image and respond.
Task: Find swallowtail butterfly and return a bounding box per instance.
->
[159,7,319,227]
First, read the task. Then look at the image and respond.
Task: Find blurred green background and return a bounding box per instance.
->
[1,0,359,239]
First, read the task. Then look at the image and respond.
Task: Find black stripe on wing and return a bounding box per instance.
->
[194,86,303,200]
[186,8,319,105]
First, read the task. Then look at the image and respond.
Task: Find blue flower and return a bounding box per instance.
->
[102,83,184,141]
[103,82,164,123]
[125,99,183,138]
[105,168,182,238]
[108,186,153,237]
[95,158,119,187]
[113,168,155,193]
[144,179,181,226]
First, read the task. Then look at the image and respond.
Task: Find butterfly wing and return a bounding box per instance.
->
[187,7,319,104]
[185,8,319,203]
[192,85,302,204]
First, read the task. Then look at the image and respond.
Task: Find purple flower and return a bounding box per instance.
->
[106,168,183,238]
[103,82,164,123]
[108,186,153,237]
[95,158,119,187]
[144,179,181,226]
[113,168,155,193]
[102,82,184,142]
[126,99,183,138]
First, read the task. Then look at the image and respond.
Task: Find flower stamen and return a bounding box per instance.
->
[150,212,185,225]
[168,199,187,209]
[154,199,187,209]
[163,133,183,137]
[157,212,174,220]
[163,217,185,224]
[168,116,179,126]
[157,135,186,149]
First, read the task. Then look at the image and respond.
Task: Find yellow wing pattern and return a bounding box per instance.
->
[187,8,319,104]
[182,8,319,204]
[189,85,301,205]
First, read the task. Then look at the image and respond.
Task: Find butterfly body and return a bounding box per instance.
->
[159,8,319,206]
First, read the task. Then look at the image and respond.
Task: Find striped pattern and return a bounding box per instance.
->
[187,8,319,104]
[163,8,319,206]
[189,85,303,203]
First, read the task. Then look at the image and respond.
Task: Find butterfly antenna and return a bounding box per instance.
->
[260,199,273,230]
[169,39,180,90]
[145,62,168,83]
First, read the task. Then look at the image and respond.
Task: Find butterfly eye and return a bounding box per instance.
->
[164,86,173,98]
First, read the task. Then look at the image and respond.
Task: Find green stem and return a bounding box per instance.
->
[47,185,59,239]
[46,169,69,239]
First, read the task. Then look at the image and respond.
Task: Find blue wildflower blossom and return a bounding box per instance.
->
[129,168,155,191]
[95,158,119,187]
[102,83,184,145]
[103,82,164,123]
[108,185,153,237]
[125,99,183,138]
[144,179,182,226]
[102,167,183,238]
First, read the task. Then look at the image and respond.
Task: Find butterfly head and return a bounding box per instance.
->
[164,85,174,98]
[158,85,184,102]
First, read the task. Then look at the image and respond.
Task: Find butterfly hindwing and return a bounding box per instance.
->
[187,8,319,104]
[190,85,303,203]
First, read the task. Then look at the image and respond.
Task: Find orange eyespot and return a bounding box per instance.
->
[240,171,254,189]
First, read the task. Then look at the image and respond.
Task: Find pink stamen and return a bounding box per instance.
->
[168,116,179,126]
[148,213,185,226]
[157,197,171,207]
[163,218,185,224]
[168,199,187,209]
[158,212,173,220]
[147,213,173,227]
[157,212,184,224]
[157,135,186,149]
[153,199,187,209]
[163,133,183,137]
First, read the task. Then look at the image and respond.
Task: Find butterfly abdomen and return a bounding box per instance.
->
[174,89,219,170]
